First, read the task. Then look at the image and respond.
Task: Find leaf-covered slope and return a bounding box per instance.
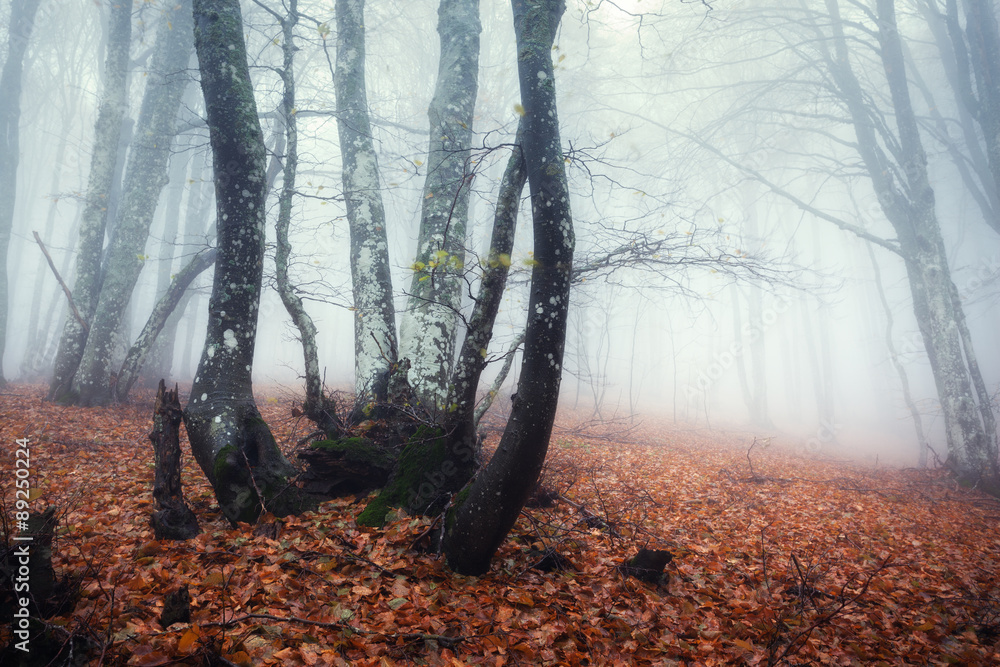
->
[1,383,998,665]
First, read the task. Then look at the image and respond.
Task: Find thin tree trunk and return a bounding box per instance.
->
[362,127,527,520]
[333,0,398,406]
[48,1,132,401]
[444,0,573,575]
[69,2,195,406]
[0,0,43,385]
[398,0,482,410]
[272,0,339,434]
[473,329,526,427]
[184,0,312,525]
[116,248,217,402]
[144,132,195,386]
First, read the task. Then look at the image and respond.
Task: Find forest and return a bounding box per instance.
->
[1,0,999,664]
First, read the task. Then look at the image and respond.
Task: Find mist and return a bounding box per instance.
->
[2,0,998,472]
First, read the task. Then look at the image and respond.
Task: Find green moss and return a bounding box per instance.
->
[356,493,390,527]
[213,444,238,481]
[356,427,450,528]
[310,437,392,469]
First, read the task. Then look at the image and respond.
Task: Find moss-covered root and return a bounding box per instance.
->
[358,426,468,527]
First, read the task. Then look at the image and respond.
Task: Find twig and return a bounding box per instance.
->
[33,231,88,332]
[769,556,894,666]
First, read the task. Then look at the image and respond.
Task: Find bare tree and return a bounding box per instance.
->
[184,0,312,525]
[444,0,574,575]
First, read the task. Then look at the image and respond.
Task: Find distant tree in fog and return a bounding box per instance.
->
[0,0,42,386]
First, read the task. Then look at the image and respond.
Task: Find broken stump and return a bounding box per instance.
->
[149,380,199,540]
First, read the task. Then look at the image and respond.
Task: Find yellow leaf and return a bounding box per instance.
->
[479,348,488,358]
[498,253,511,267]
[513,103,526,117]
[178,628,199,653]
[414,159,424,167]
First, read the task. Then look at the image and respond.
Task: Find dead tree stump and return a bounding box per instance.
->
[149,380,199,540]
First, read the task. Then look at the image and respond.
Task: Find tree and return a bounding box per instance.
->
[183,0,311,525]
[443,0,574,575]
[65,1,194,406]
[397,0,482,409]
[682,0,998,480]
[0,0,42,385]
[334,0,399,411]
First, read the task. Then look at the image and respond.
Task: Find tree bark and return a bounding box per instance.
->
[334,0,399,408]
[68,1,195,406]
[398,0,482,409]
[0,0,42,385]
[149,380,200,540]
[184,0,312,526]
[444,0,573,575]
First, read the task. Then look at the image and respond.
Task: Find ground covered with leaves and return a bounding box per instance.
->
[2,382,999,665]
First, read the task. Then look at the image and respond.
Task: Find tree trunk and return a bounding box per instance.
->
[444,0,573,575]
[334,0,399,408]
[116,248,217,402]
[0,0,42,385]
[144,130,196,386]
[48,1,132,401]
[961,0,1000,205]
[184,0,312,526]
[816,0,997,480]
[149,380,200,540]
[68,2,195,406]
[357,128,527,525]
[873,0,996,479]
[398,0,482,410]
[274,0,340,435]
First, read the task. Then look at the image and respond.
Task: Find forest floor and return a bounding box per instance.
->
[1,382,999,666]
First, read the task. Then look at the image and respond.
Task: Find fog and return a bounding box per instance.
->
[2,0,998,469]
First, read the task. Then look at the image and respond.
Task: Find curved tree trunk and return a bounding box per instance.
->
[334,0,398,408]
[184,0,311,526]
[444,0,573,575]
[398,0,481,410]
[116,247,217,402]
[0,0,43,385]
[67,2,194,406]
